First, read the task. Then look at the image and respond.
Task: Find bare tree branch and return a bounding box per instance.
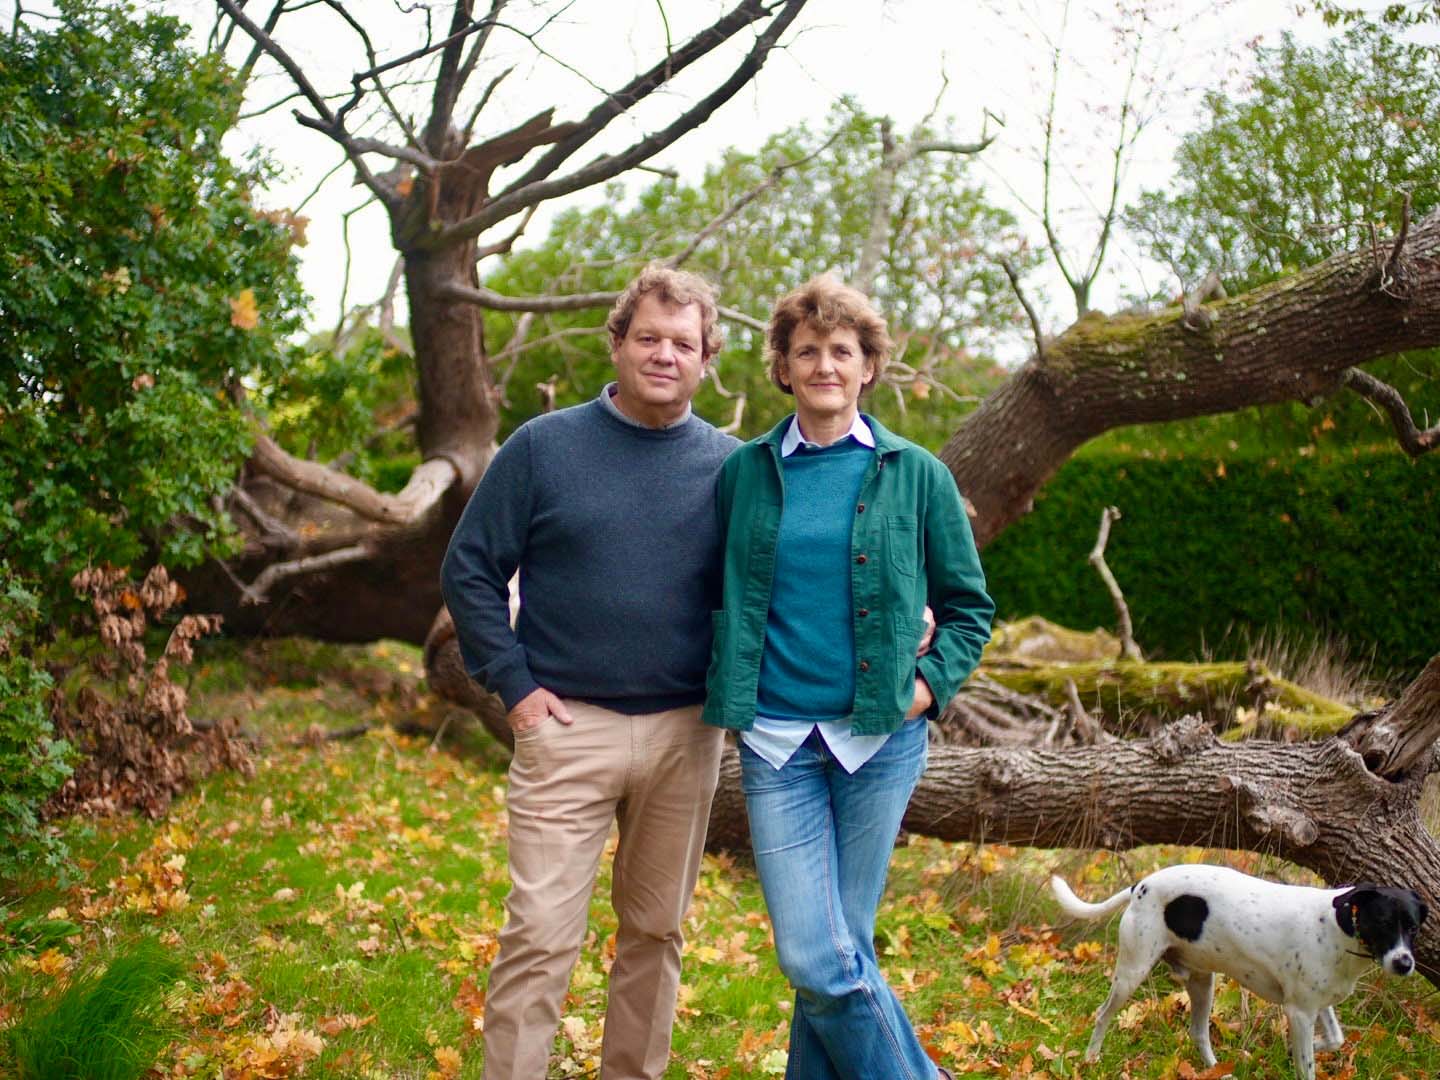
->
[439,279,766,333]
[1088,505,1142,661]
[440,282,622,312]
[453,0,509,138]
[425,0,483,151]
[235,0,287,89]
[1000,256,1046,364]
[665,131,839,270]
[240,543,373,605]
[708,364,748,435]
[462,64,514,142]
[214,0,399,206]
[1181,269,1226,332]
[434,0,808,247]
[228,485,301,551]
[1379,190,1415,299]
[251,434,459,525]
[718,305,766,332]
[1342,368,1440,457]
[321,0,426,148]
[475,206,536,262]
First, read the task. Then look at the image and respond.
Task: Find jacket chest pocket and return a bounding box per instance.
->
[886,515,919,578]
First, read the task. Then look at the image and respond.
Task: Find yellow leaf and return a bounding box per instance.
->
[432,1046,462,1077]
[230,289,259,330]
[759,1049,789,1074]
[36,948,70,976]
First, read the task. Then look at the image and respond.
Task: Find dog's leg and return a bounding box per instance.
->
[1315,1006,1345,1053]
[1085,952,1157,1062]
[1284,1004,1318,1080]
[1183,971,1217,1068]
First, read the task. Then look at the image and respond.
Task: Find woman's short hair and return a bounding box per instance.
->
[605,263,725,359]
[765,275,893,395]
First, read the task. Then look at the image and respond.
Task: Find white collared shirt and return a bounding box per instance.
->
[779,411,875,456]
[740,412,894,774]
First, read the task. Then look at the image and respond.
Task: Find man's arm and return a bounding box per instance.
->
[440,427,572,731]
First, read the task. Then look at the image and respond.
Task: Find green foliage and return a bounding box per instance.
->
[981,449,1439,678]
[0,569,73,883]
[1128,25,1440,293]
[260,329,420,491]
[483,101,1027,445]
[1122,23,1440,454]
[8,942,182,1080]
[0,2,307,612]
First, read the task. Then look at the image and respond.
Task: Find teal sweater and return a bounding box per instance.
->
[756,438,873,721]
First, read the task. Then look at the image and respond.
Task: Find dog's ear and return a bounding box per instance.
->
[1333,892,1356,936]
[1410,892,1428,928]
[1334,886,1377,936]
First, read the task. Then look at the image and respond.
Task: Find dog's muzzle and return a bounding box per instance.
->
[1386,950,1415,976]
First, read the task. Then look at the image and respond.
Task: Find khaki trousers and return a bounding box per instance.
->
[481,700,724,1080]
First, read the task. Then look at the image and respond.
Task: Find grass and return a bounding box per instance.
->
[8,942,182,1079]
[1,637,1437,1078]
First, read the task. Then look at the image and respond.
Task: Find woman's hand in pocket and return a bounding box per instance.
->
[905,674,934,719]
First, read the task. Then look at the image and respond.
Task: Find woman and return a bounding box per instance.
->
[704,276,994,1080]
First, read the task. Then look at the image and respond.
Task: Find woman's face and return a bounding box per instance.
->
[780,322,874,427]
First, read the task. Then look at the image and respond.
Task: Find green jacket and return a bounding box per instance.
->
[703,414,994,735]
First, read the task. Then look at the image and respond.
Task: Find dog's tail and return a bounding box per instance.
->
[1050,875,1134,921]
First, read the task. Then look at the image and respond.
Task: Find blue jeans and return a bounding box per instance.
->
[740,718,935,1080]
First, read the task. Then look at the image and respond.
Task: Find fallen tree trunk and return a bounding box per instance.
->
[714,655,1440,986]
[426,606,1440,984]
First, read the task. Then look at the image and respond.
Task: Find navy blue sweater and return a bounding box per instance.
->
[440,391,739,714]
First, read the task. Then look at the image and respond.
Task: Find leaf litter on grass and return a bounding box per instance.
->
[5,637,1440,1078]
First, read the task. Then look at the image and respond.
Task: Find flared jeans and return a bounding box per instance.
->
[740,718,937,1080]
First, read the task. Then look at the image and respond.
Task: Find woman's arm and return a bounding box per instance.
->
[914,458,995,707]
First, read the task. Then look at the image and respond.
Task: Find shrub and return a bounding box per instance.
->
[0,569,73,882]
[47,566,251,819]
[981,449,1440,678]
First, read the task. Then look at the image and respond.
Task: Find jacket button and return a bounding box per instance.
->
[855,554,867,565]
[856,503,866,514]
[858,608,869,617]
[858,660,870,672]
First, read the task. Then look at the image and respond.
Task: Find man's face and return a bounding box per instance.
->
[610,293,709,427]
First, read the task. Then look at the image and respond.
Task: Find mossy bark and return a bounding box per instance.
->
[981,660,1354,737]
[939,211,1440,548]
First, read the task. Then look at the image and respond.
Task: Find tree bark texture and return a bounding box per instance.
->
[942,210,1440,547]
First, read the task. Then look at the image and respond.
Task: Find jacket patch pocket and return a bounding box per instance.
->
[894,613,930,675]
[886,515,920,578]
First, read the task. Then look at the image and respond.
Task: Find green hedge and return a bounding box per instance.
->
[979,449,1439,678]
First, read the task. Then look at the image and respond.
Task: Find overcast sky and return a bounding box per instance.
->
[16,0,1343,342]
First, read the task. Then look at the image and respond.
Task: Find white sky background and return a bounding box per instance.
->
[14,0,1349,351]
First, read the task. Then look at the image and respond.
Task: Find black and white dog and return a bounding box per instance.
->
[1051,866,1427,1079]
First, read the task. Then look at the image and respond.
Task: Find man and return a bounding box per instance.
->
[440,264,738,1080]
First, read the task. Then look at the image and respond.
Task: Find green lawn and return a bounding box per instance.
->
[3,638,1437,1078]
